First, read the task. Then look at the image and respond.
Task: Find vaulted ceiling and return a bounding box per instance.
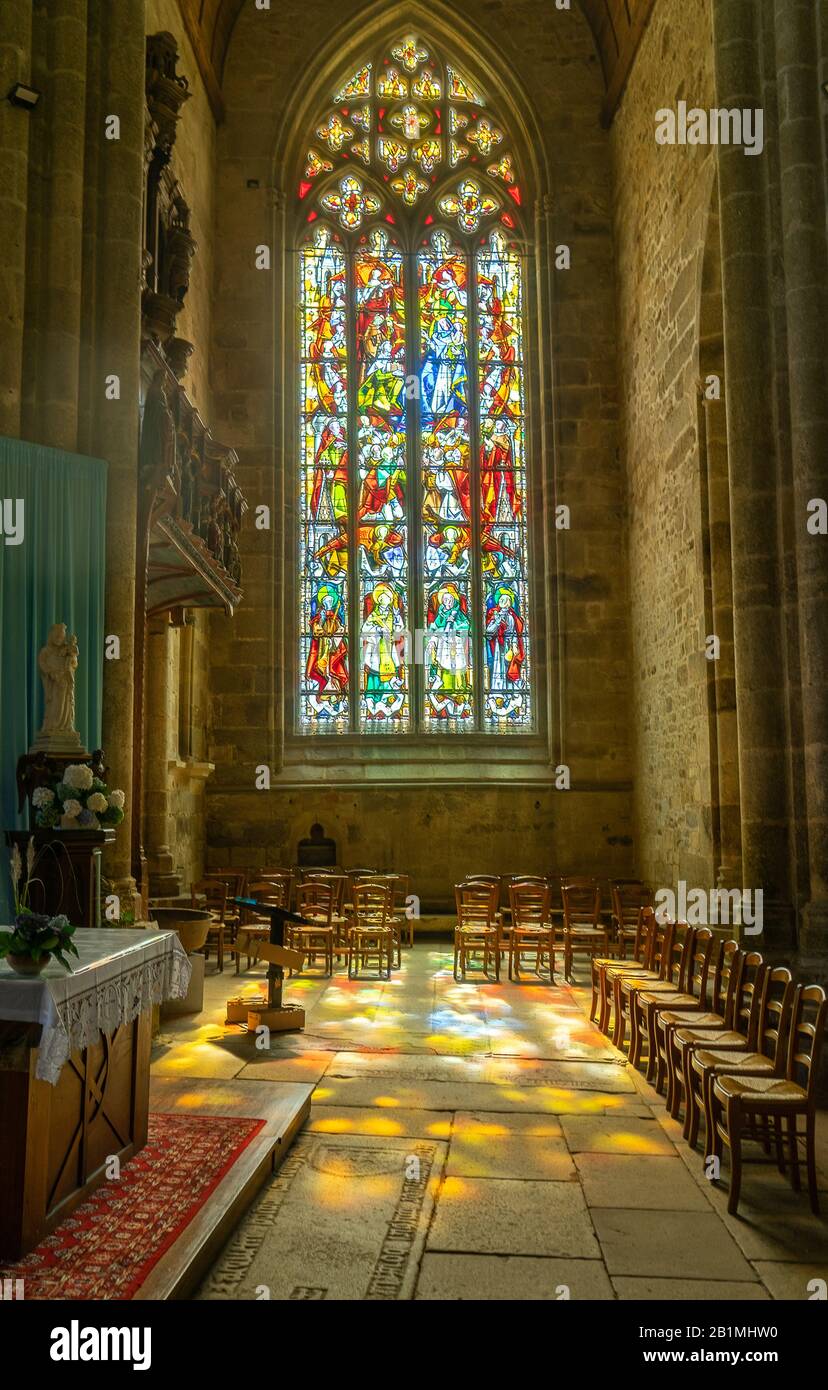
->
[175,0,656,125]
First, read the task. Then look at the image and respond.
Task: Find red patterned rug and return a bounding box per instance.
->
[1,1112,266,1299]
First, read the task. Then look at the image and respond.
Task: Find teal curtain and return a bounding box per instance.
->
[0,437,108,919]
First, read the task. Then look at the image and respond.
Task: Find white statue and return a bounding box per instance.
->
[30,623,85,753]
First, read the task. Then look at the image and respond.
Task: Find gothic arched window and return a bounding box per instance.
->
[297,35,532,736]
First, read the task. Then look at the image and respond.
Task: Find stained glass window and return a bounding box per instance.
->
[297,36,532,736]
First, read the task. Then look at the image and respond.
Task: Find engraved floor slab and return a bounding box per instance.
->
[196,1131,446,1301]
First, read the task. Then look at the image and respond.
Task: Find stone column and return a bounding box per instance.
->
[774,0,828,960]
[144,616,181,897]
[711,0,794,946]
[0,0,33,437]
[91,0,146,911]
[33,0,88,451]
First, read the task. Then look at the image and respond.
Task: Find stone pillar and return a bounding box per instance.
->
[0,0,33,437]
[91,0,146,910]
[774,0,828,960]
[33,0,88,451]
[711,0,794,946]
[144,616,181,898]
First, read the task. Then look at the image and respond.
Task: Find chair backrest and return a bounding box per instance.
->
[248,877,290,909]
[347,868,378,880]
[295,880,334,925]
[711,939,740,1020]
[205,870,247,899]
[192,879,227,915]
[561,881,601,929]
[353,881,391,926]
[456,882,498,929]
[255,869,293,894]
[632,905,656,963]
[684,926,715,999]
[611,880,652,927]
[665,924,692,988]
[509,881,551,928]
[755,966,794,1068]
[731,951,765,1045]
[645,916,674,975]
[305,871,347,911]
[784,984,828,1098]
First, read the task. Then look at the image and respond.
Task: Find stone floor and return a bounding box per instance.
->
[151,943,828,1301]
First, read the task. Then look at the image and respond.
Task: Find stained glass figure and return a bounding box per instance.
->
[390,105,430,141]
[392,37,429,72]
[299,41,532,737]
[412,70,441,99]
[447,66,486,104]
[378,67,408,98]
[335,65,371,100]
[467,119,503,156]
[412,138,441,173]
[321,175,382,229]
[438,179,499,233]
[299,229,350,732]
[306,150,334,180]
[487,153,515,184]
[378,137,408,172]
[391,169,429,206]
[317,113,353,152]
[477,229,530,729]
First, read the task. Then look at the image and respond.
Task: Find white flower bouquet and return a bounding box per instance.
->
[32,764,126,831]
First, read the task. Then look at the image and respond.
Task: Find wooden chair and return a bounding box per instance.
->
[560,879,607,982]
[454,882,500,982]
[508,881,554,982]
[354,875,408,964]
[678,951,765,1145]
[251,869,293,908]
[191,878,227,972]
[658,939,742,1116]
[348,881,394,980]
[610,881,652,958]
[689,966,794,1153]
[388,873,414,949]
[291,881,335,976]
[611,918,679,1049]
[204,870,246,946]
[591,905,655,1028]
[632,927,715,1085]
[621,923,693,1068]
[710,985,827,1215]
[233,880,289,973]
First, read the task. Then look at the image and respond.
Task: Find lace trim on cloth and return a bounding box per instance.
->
[36,945,192,1085]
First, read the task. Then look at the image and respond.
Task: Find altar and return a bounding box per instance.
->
[0,928,190,1260]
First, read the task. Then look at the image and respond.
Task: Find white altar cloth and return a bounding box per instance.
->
[0,927,191,1084]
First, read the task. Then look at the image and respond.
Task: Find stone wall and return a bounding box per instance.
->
[610,0,719,892]
[206,0,634,901]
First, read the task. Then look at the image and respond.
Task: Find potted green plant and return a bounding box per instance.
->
[0,840,79,976]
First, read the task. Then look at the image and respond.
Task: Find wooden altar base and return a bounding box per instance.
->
[134,1076,312,1299]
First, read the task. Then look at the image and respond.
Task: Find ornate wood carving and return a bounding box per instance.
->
[142,33,196,377]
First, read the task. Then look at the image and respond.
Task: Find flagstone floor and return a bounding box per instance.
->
[151,944,828,1301]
